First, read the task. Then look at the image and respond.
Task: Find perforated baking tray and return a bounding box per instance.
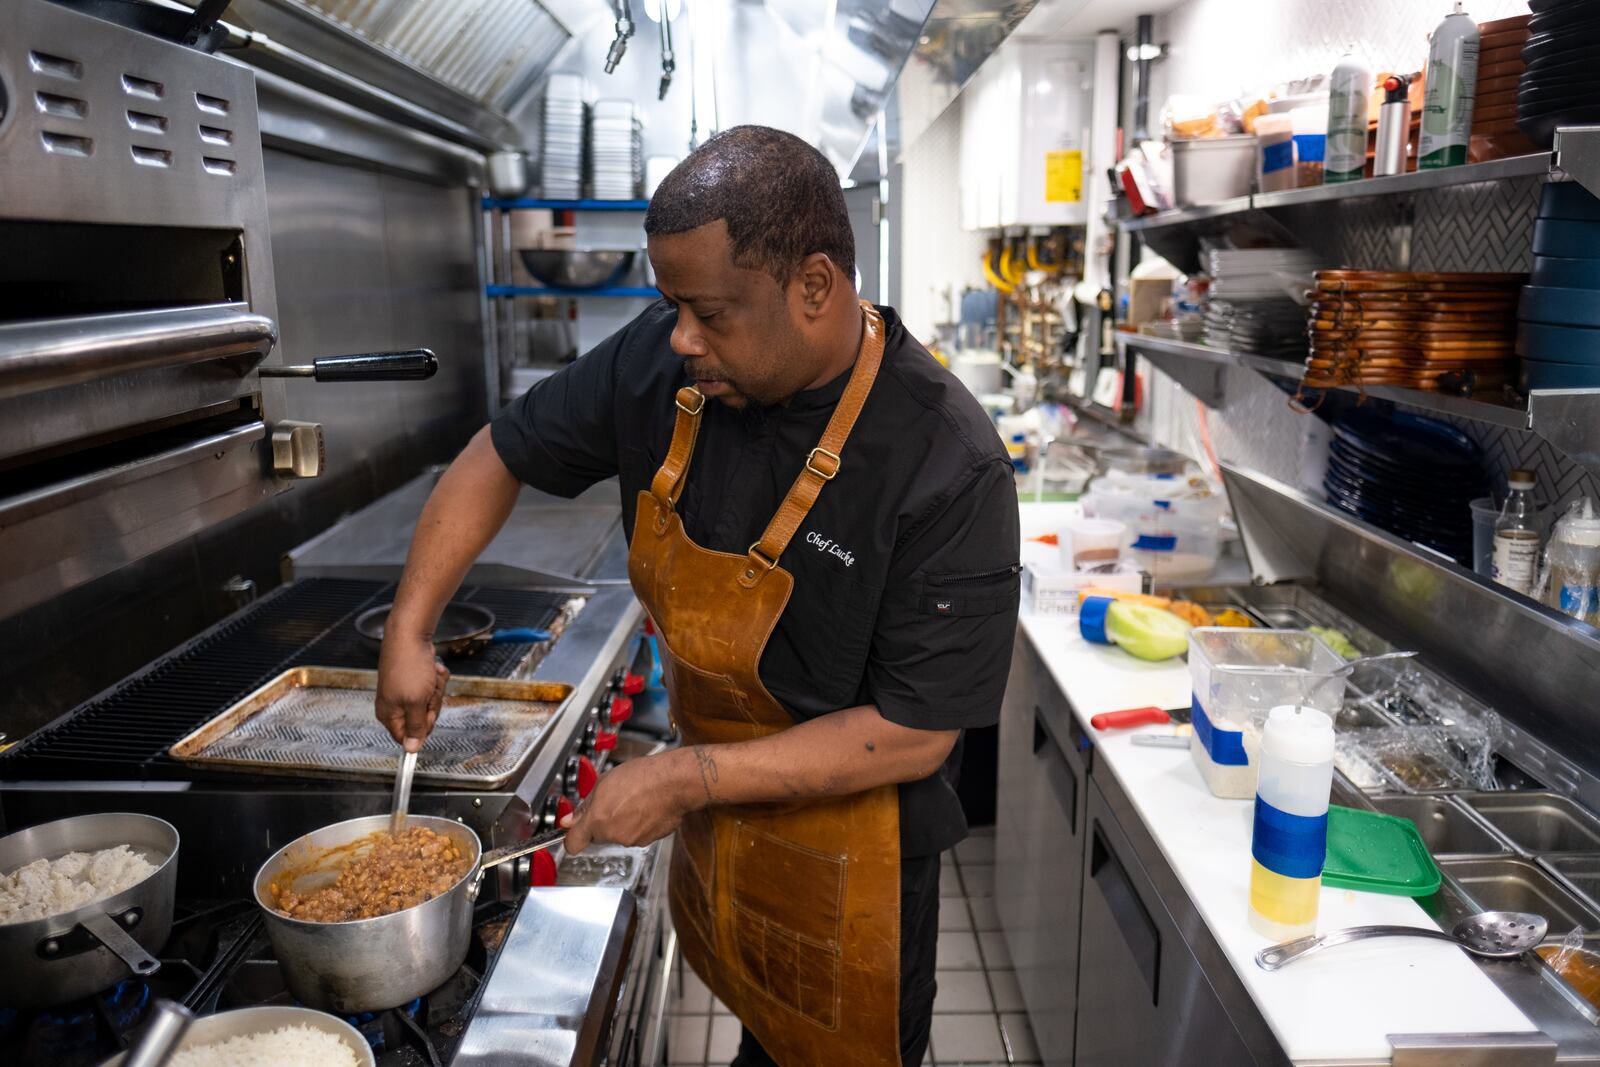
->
[169,667,573,788]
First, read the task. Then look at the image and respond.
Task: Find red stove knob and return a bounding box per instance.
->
[643,618,655,635]
[531,848,557,887]
[555,795,575,824]
[608,696,634,726]
[621,672,645,695]
[593,729,618,752]
[575,755,598,798]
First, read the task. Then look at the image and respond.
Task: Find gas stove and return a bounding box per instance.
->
[0,895,521,1067]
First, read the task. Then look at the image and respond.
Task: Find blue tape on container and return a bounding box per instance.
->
[1079,596,1114,645]
[1252,796,1329,880]
[1132,534,1178,552]
[1191,695,1248,766]
[1262,140,1293,174]
[1293,133,1326,163]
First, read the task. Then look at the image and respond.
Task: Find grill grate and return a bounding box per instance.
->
[2,578,572,780]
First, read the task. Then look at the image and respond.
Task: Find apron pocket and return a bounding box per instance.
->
[658,638,759,729]
[730,822,845,1028]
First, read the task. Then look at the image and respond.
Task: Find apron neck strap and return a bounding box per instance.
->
[739,302,886,588]
[649,386,706,520]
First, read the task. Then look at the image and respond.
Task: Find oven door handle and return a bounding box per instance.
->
[0,303,276,400]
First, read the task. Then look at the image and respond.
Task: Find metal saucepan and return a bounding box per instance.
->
[354,602,550,658]
[0,812,179,1008]
[252,814,564,1012]
[106,1004,375,1067]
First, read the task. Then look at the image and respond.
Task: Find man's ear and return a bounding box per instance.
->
[794,252,838,320]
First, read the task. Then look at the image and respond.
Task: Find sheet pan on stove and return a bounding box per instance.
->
[169,667,573,789]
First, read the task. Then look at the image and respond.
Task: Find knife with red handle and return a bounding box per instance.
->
[1090,706,1172,731]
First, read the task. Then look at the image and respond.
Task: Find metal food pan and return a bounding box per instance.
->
[170,667,573,789]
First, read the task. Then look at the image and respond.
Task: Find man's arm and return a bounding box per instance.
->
[561,705,955,851]
[375,427,521,750]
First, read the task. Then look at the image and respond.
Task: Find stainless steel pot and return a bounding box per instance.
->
[487,150,530,198]
[105,1005,375,1067]
[252,814,563,1012]
[0,813,179,1008]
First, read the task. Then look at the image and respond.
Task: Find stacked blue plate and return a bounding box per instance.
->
[1324,409,1486,563]
[1518,0,1600,145]
[1518,181,1600,389]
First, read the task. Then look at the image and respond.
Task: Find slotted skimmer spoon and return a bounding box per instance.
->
[1255,911,1548,971]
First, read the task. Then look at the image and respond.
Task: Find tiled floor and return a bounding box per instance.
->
[662,827,1040,1066]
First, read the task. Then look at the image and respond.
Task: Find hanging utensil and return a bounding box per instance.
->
[1255,910,1548,971]
[658,2,675,99]
[605,0,635,73]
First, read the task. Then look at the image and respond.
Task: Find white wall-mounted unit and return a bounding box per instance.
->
[960,38,1096,231]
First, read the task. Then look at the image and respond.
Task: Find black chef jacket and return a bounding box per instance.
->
[491,302,1020,857]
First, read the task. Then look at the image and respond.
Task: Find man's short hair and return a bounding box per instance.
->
[644,125,856,284]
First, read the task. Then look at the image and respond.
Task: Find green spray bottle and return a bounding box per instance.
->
[1419,2,1480,169]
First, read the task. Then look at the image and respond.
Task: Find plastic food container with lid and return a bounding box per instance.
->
[1187,628,1346,798]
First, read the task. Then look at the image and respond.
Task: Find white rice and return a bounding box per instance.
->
[0,844,158,924]
[167,1024,362,1067]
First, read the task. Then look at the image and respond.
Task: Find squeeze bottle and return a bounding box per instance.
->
[1248,705,1335,941]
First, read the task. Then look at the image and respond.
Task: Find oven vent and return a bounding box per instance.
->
[195,92,228,115]
[35,91,85,119]
[122,73,163,100]
[127,110,167,134]
[39,130,91,156]
[0,579,571,779]
[29,50,81,80]
[131,144,172,167]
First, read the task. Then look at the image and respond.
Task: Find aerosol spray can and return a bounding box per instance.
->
[1374,74,1411,177]
[1419,2,1480,169]
[1325,51,1373,183]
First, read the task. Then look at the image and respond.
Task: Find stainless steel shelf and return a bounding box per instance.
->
[1116,153,1552,234]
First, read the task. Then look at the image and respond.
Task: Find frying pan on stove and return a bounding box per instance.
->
[354,602,550,658]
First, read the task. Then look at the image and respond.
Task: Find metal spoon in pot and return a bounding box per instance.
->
[1255,911,1548,971]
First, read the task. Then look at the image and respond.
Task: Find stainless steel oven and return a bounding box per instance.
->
[0,0,434,622]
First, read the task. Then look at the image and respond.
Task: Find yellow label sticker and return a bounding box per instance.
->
[1045,150,1083,203]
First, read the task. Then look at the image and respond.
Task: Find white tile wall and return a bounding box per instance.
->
[898,102,994,343]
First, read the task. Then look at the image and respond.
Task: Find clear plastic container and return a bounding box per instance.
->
[1187,628,1346,798]
[1082,485,1227,580]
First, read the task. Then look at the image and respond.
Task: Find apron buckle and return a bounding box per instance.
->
[740,542,778,584]
[805,446,841,480]
[676,388,706,415]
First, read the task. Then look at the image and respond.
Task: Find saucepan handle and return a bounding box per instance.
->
[469,830,566,901]
[78,909,162,977]
[489,628,552,644]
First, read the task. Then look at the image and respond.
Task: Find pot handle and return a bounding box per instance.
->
[79,909,161,977]
[470,829,567,900]
[480,829,566,873]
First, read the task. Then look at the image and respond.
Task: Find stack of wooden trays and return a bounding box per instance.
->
[1472,14,1540,160]
[1303,271,1526,392]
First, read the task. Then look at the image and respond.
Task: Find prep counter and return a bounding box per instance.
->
[1005,614,1538,1064]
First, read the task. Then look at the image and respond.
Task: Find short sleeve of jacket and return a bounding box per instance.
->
[490,321,632,497]
[866,460,1021,731]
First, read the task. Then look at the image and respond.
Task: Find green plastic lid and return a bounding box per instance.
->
[1322,805,1442,897]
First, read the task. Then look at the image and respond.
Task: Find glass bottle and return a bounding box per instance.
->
[1491,469,1540,596]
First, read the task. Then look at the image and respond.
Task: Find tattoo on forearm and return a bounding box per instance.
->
[692,745,719,803]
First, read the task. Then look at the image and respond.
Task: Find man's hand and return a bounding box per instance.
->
[375,636,449,752]
[562,748,704,853]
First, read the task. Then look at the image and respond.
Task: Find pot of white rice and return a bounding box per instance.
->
[101,1005,376,1067]
[0,812,179,1007]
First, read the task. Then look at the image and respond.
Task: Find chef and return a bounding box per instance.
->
[375,125,1020,1067]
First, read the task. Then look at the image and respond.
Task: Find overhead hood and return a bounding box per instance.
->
[894,0,1040,155]
[223,0,572,148]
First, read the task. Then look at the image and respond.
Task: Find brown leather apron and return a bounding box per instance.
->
[627,304,901,1067]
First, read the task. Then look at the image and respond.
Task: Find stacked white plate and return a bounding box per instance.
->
[591,100,643,201]
[1201,247,1319,360]
[541,73,588,200]
[1204,248,1319,301]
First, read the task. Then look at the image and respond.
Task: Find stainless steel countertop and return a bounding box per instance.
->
[286,470,625,587]
[453,887,638,1066]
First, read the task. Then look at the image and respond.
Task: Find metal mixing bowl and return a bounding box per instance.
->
[518,249,636,289]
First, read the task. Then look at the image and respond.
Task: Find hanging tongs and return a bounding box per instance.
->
[605,0,636,74]
[658,4,676,100]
